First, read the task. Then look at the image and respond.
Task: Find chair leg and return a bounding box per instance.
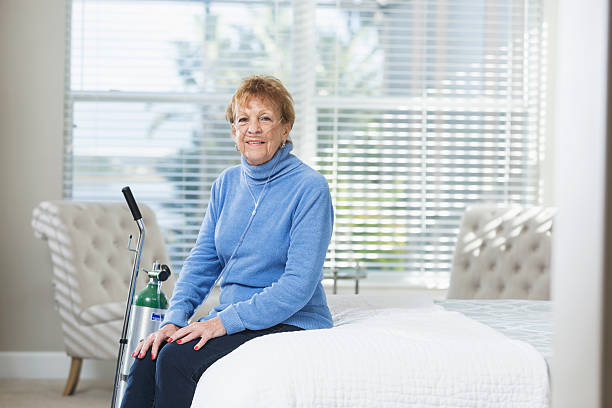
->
[63,357,83,396]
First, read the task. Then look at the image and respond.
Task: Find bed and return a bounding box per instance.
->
[190,294,551,408]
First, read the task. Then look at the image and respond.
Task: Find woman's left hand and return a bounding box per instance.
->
[168,317,227,350]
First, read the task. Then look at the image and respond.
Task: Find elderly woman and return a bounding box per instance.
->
[120,75,334,408]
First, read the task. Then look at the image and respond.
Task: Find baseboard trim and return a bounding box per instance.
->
[0,352,114,380]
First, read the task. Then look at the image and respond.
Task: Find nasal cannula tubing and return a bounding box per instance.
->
[194,149,283,308]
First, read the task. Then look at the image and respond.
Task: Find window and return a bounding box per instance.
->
[65,0,545,288]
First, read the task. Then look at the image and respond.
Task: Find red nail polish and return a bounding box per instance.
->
[138,353,142,358]
[176,340,181,344]
[131,352,135,357]
[168,338,173,342]
[194,346,199,350]
[151,355,155,360]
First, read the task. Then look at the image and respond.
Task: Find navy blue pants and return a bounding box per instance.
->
[120,323,302,408]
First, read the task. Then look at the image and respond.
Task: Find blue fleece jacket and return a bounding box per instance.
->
[162,144,334,334]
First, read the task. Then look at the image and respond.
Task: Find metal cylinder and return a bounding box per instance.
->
[113,280,168,408]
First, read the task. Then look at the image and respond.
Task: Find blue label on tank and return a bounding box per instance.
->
[151,313,165,321]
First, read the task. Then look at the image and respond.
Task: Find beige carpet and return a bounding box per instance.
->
[0,379,112,408]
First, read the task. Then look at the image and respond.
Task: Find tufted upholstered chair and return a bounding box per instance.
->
[447,205,556,300]
[31,201,175,395]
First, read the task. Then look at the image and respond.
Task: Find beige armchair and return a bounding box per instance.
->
[31,201,175,395]
[447,205,556,300]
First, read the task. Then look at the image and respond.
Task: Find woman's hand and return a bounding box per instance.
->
[133,323,179,360]
[168,317,227,351]
[133,318,227,360]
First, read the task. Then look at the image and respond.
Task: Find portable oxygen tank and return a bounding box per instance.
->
[113,261,171,407]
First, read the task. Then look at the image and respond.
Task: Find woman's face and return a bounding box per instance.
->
[232,96,290,166]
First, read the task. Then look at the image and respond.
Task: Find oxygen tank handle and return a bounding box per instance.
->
[122,186,142,221]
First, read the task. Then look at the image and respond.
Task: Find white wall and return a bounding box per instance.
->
[551,0,608,406]
[0,0,67,352]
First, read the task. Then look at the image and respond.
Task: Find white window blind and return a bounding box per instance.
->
[66,0,296,271]
[311,0,545,287]
[65,0,545,287]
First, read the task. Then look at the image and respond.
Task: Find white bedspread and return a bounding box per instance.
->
[191,300,549,407]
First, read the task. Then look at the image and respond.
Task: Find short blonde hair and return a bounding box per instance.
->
[225,75,295,132]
